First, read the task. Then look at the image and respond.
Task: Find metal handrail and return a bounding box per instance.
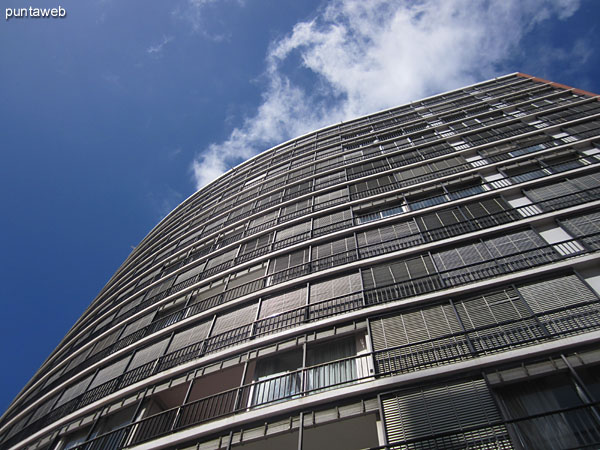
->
[31,183,600,411]
[72,290,600,450]
[9,146,600,445]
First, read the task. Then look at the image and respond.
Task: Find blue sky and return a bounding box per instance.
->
[0,0,599,414]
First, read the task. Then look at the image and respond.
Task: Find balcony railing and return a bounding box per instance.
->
[8,120,600,444]
[72,354,372,450]
[29,183,600,417]
[368,401,600,450]
[71,288,600,450]
[13,230,600,450]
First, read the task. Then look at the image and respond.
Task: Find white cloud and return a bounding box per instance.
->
[191,0,580,189]
[174,0,243,40]
[147,36,174,55]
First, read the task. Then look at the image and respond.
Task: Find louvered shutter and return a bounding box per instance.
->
[29,395,59,423]
[288,165,314,180]
[136,268,161,287]
[173,263,206,285]
[240,233,273,255]
[280,199,311,217]
[312,236,356,260]
[309,272,361,302]
[563,119,600,138]
[227,262,268,289]
[64,347,92,372]
[121,312,155,338]
[87,357,130,389]
[571,172,600,190]
[154,243,177,262]
[228,202,254,221]
[179,228,203,247]
[55,374,94,406]
[203,215,228,234]
[189,278,226,305]
[362,255,435,290]
[211,302,258,336]
[519,274,598,313]
[314,188,348,207]
[144,276,175,299]
[523,174,597,211]
[167,320,212,353]
[313,209,352,228]
[275,221,311,242]
[430,155,467,171]
[259,287,307,319]
[405,255,436,279]
[417,208,462,231]
[484,229,547,257]
[128,338,169,370]
[205,249,237,270]
[395,164,431,182]
[256,192,283,209]
[455,287,526,329]
[381,379,506,447]
[90,329,121,356]
[347,159,390,178]
[370,302,464,372]
[560,212,600,250]
[236,185,260,203]
[268,249,309,274]
[248,211,278,229]
[361,265,393,290]
[350,175,396,197]
[314,171,344,188]
[218,224,245,243]
[261,175,285,191]
[285,181,311,198]
[357,219,419,248]
[454,286,538,353]
[390,150,422,167]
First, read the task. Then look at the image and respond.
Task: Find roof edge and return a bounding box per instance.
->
[516,72,599,98]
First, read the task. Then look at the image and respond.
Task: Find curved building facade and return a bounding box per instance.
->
[3,72,600,450]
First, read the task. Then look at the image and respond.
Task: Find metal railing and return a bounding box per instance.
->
[355,152,599,224]
[72,354,372,450]
[91,85,585,308]
[30,231,599,449]
[9,141,600,445]
[29,184,600,419]
[3,81,575,414]
[71,289,600,450]
[368,401,600,450]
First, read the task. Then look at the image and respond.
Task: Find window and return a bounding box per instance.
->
[167,320,212,354]
[274,221,311,248]
[256,286,307,335]
[239,233,273,258]
[381,379,507,448]
[227,262,268,290]
[306,336,360,392]
[349,175,396,199]
[314,187,348,209]
[357,219,421,257]
[495,374,596,450]
[560,211,600,250]
[250,349,303,406]
[362,255,436,290]
[312,237,356,261]
[268,249,309,284]
[173,262,205,286]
